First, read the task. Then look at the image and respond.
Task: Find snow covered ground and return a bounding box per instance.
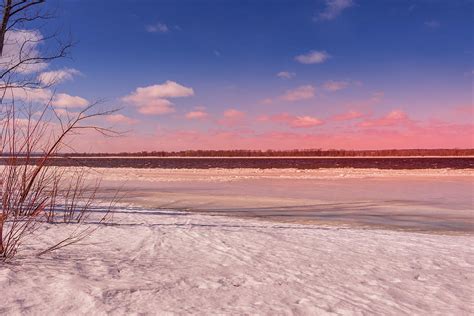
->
[1,168,473,315]
[1,209,473,315]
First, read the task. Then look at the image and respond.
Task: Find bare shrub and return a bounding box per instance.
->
[0,101,118,261]
[0,1,121,261]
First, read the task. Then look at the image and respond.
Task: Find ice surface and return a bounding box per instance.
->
[91,168,474,232]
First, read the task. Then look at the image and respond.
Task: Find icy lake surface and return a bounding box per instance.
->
[91,168,474,233]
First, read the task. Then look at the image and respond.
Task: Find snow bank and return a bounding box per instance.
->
[81,167,474,182]
[1,210,473,315]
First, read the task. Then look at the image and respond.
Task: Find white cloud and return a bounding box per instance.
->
[277,71,295,79]
[3,85,90,111]
[136,99,175,115]
[295,50,330,64]
[123,81,194,101]
[105,114,137,125]
[315,0,354,21]
[53,108,80,118]
[280,85,316,101]
[146,22,169,33]
[0,29,47,74]
[122,81,194,115]
[424,20,440,28]
[38,68,81,85]
[52,93,89,108]
[323,80,348,91]
[4,87,52,103]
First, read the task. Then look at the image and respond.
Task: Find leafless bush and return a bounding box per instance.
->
[0,100,119,261]
[0,0,127,261]
[0,1,123,261]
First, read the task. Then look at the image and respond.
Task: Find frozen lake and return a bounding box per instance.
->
[4,167,473,314]
[91,168,474,233]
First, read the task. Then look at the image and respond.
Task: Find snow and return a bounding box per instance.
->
[1,209,473,315]
[84,167,474,182]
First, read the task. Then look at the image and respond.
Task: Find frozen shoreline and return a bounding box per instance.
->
[1,209,473,315]
[2,167,473,314]
[85,166,474,181]
[90,167,474,233]
[59,155,474,159]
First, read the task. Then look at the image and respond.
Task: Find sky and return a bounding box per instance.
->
[16,0,474,151]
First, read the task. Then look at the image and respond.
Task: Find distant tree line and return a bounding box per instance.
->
[60,148,474,157]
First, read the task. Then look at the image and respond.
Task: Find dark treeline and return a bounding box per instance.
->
[60,148,474,157]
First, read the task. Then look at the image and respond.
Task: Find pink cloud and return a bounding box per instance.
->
[186,110,208,120]
[454,105,474,115]
[218,108,246,126]
[358,110,412,128]
[323,80,348,92]
[38,68,81,85]
[151,123,472,151]
[136,99,175,115]
[52,93,89,108]
[332,110,364,121]
[52,108,80,119]
[68,119,474,153]
[345,91,384,109]
[260,98,273,105]
[262,113,323,128]
[223,109,245,119]
[291,116,324,128]
[105,114,138,125]
[262,84,317,104]
[63,103,473,152]
[280,85,316,102]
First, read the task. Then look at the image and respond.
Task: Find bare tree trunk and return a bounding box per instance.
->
[0,214,4,254]
[0,0,47,57]
[0,0,12,56]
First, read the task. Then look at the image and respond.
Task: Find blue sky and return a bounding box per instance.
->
[33,0,473,151]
